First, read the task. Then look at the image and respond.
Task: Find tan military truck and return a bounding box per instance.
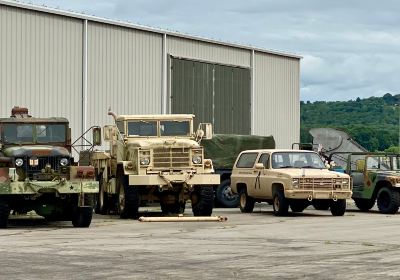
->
[230,149,352,216]
[88,112,220,218]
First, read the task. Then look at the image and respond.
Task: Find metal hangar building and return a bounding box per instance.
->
[0,0,301,148]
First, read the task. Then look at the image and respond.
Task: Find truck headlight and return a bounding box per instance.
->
[60,158,69,166]
[140,157,150,165]
[15,158,24,167]
[292,178,299,188]
[192,155,202,164]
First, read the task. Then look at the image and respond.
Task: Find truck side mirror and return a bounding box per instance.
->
[197,123,213,140]
[92,127,102,146]
[255,163,264,170]
[103,125,116,141]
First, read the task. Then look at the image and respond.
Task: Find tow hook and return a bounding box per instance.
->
[333,194,338,202]
[307,195,313,202]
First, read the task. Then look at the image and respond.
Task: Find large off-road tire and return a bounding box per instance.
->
[161,201,186,214]
[191,186,214,216]
[72,206,93,228]
[330,199,346,216]
[353,198,375,212]
[290,200,309,213]
[95,176,108,215]
[238,188,255,213]
[0,199,10,228]
[273,189,289,216]
[216,179,240,208]
[377,187,400,214]
[117,176,140,219]
[312,200,330,210]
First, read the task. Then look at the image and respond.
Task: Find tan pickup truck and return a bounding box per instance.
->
[230,149,352,216]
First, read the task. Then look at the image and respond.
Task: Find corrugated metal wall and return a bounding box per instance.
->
[87,22,163,129]
[0,2,301,149]
[253,52,300,148]
[0,4,83,141]
[167,36,251,68]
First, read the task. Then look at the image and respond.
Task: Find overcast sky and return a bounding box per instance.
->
[25,0,400,102]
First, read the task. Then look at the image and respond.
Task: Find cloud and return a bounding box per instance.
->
[28,0,400,101]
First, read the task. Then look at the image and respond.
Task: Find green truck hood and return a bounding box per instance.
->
[3,145,70,157]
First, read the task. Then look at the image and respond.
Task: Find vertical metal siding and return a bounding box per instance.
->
[253,52,300,148]
[167,36,251,68]
[86,22,163,128]
[0,5,83,140]
[171,58,250,134]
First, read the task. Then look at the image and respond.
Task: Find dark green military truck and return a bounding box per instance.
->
[0,107,98,228]
[338,152,400,214]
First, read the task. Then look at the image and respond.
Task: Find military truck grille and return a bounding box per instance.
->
[24,157,61,174]
[153,148,190,169]
[298,178,339,190]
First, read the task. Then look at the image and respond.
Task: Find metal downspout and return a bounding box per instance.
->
[82,19,88,148]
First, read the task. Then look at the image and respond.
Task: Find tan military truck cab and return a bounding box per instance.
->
[230,149,352,216]
[89,112,220,218]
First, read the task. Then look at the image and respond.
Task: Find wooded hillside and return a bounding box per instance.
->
[300,93,400,152]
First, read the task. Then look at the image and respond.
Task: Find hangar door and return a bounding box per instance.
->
[170,57,251,134]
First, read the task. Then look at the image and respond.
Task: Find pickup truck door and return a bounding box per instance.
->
[254,153,273,199]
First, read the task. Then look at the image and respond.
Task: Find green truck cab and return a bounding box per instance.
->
[0,107,98,228]
[342,152,400,214]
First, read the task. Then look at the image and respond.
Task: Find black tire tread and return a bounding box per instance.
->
[0,200,10,228]
[238,188,255,213]
[216,179,239,208]
[377,187,400,214]
[273,189,289,216]
[192,186,214,216]
[353,198,375,212]
[330,199,346,216]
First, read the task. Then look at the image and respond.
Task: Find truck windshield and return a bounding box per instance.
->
[127,121,157,136]
[272,152,326,169]
[160,121,190,136]
[3,123,66,144]
[366,156,400,171]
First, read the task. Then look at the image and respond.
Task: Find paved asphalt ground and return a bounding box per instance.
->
[1,202,400,280]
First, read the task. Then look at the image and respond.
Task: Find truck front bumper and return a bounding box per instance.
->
[285,189,352,200]
[129,173,220,186]
[0,180,99,195]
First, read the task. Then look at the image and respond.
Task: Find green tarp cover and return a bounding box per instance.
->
[202,134,275,169]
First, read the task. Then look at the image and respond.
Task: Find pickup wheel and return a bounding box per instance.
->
[0,199,10,228]
[216,179,240,208]
[353,198,375,212]
[117,176,140,219]
[191,186,214,216]
[72,206,93,228]
[330,199,346,216]
[377,187,400,214]
[238,188,255,213]
[273,189,289,216]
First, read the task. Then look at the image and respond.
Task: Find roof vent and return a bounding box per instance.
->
[11,106,31,118]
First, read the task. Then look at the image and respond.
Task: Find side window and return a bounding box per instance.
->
[258,153,270,168]
[236,153,258,168]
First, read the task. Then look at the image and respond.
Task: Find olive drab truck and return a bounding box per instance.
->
[88,111,220,218]
[0,107,99,228]
[310,128,400,214]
